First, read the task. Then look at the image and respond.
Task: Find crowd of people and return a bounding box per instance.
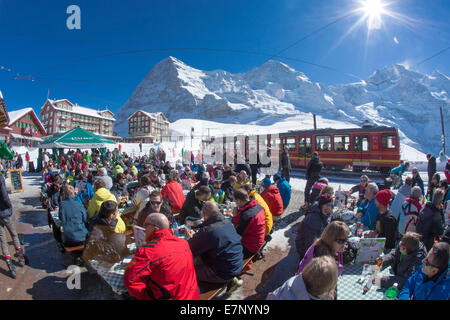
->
[1,144,449,300]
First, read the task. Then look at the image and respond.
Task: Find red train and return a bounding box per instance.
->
[204,125,400,173]
[278,126,400,173]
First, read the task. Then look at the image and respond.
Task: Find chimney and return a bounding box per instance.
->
[313,114,317,130]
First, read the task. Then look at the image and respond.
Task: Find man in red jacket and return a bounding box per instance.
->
[123,213,199,300]
[260,177,284,220]
[232,189,266,259]
[161,170,185,212]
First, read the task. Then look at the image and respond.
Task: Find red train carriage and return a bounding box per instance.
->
[278,126,400,173]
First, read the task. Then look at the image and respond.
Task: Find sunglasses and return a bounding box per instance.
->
[335,238,348,244]
[150,201,162,205]
[424,258,439,269]
[213,187,220,190]
[326,204,334,208]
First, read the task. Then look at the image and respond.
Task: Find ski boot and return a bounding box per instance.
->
[15,248,26,268]
[5,257,17,279]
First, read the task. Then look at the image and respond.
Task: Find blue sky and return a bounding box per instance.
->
[0,0,449,115]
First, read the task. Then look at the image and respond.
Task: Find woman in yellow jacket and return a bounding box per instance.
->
[87,180,126,233]
[242,184,273,235]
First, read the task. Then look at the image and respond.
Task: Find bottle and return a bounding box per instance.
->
[375,257,383,268]
[384,283,399,300]
[357,223,364,237]
[172,219,179,236]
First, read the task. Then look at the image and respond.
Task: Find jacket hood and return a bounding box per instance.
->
[263,185,280,195]
[94,188,114,201]
[267,273,318,300]
[398,184,412,197]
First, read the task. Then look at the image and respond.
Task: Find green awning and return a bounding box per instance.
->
[0,141,14,160]
[38,127,116,149]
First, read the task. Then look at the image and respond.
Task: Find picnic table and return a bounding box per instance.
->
[338,263,392,300]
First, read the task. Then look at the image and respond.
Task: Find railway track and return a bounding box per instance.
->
[291,168,388,183]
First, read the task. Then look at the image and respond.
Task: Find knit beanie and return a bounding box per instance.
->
[262,178,272,189]
[273,173,281,181]
[318,194,333,207]
[376,189,392,207]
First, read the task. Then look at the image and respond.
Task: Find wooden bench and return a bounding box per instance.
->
[63,244,85,253]
[197,248,264,300]
[198,281,228,300]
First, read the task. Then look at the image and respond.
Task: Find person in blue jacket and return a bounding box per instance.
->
[398,242,450,300]
[356,182,379,230]
[186,201,243,284]
[273,173,291,209]
[391,161,410,188]
[59,184,88,247]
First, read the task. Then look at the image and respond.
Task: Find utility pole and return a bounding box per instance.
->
[440,105,446,155]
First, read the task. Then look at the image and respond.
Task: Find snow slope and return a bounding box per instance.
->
[115,57,449,155]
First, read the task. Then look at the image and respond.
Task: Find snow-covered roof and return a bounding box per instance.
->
[47,99,116,121]
[8,108,46,134]
[127,110,169,123]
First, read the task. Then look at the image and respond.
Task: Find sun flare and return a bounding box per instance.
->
[358,0,388,30]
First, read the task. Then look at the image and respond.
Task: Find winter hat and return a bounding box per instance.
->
[273,173,281,181]
[318,194,333,207]
[375,189,392,207]
[262,178,272,189]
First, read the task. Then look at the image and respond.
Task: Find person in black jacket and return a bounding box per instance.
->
[222,164,233,182]
[416,189,445,251]
[366,189,398,250]
[221,175,237,203]
[375,232,427,290]
[295,194,333,259]
[46,175,63,211]
[186,201,243,283]
[83,201,130,262]
[303,152,323,208]
[441,226,450,245]
[233,155,252,177]
[0,174,25,278]
[426,153,436,190]
[110,173,128,202]
[179,186,211,225]
[136,190,174,227]
[280,146,292,183]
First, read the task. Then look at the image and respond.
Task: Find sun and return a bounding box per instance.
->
[361,0,385,17]
[358,0,388,30]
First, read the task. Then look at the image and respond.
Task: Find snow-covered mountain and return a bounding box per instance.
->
[116,56,449,155]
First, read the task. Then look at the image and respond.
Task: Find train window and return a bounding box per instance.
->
[354,136,370,152]
[334,135,350,152]
[298,137,312,156]
[381,134,396,149]
[283,137,296,151]
[315,135,331,152]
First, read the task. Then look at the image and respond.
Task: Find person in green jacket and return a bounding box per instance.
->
[113,162,124,178]
[84,151,92,165]
[209,180,225,204]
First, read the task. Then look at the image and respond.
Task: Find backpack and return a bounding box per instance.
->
[398,200,419,234]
